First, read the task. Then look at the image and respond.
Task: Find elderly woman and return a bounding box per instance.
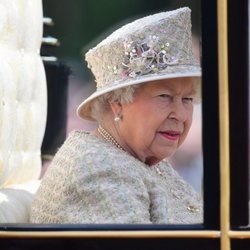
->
[30,7,203,224]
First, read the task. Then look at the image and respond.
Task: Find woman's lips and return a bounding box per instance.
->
[159,131,181,141]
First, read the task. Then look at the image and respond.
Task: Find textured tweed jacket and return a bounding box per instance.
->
[30,130,203,224]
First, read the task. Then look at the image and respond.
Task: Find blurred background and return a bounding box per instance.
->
[41,0,203,193]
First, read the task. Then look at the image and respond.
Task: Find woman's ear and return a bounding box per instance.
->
[110,101,122,118]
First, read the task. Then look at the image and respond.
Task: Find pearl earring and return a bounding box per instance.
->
[114,116,120,122]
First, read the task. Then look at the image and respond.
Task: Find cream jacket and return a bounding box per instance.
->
[30,131,203,224]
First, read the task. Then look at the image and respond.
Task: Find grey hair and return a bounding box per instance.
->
[90,85,139,121]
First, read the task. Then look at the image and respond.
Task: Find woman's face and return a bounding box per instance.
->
[119,78,196,165]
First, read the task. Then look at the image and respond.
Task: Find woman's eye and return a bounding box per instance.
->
[182,97,193,104]
[159,94,172,99]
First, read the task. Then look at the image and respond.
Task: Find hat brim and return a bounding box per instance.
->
[77,67,201,121]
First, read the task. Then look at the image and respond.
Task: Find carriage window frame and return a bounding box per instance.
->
[228,0,250,229]
[0,0,249,249]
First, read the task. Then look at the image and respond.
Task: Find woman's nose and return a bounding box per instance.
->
[168,99,188,122]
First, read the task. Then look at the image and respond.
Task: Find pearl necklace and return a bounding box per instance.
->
[98,126,163,176]
[98,126,124,150]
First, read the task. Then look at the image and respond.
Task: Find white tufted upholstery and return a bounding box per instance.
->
[0,0,47,222]
[0,180,40,223]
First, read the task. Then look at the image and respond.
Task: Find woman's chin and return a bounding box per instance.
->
[145,149,177,165]
[159,147,178,159]
[153,138,179,158]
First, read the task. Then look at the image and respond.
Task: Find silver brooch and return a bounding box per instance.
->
[122,35,179,78]
[187,205,200,213]
[107,35,180,79]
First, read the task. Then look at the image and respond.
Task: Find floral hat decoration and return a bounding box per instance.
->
[77,7,201,121]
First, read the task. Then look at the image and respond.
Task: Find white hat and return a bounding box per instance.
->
[77,7,201,121]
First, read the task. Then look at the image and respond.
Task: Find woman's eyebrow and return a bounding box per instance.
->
[185,89,196,96]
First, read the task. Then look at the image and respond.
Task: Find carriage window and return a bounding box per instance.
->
[0,0,225,244]
[3,0,250,249]
[0,0,229,249]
